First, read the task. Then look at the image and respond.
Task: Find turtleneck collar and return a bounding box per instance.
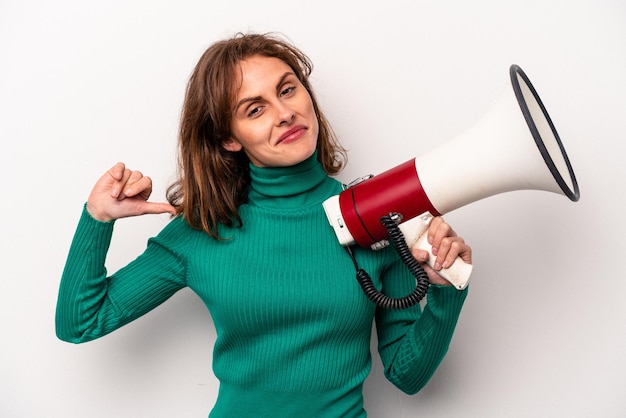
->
[247,151,338,210]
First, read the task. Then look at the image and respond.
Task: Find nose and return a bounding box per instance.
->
[275,101,295,126]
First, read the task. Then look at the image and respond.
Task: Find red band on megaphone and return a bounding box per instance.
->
[339,158,441,247]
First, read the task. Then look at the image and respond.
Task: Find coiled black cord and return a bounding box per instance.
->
[346,213,430,310]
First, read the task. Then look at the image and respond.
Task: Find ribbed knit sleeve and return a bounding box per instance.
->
[55,206,188,344]
[375,257,468,395]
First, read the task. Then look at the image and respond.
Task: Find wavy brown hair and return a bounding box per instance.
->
[167,33,347,239]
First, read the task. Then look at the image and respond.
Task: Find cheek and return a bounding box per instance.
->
[231,122,263,147]
[307,101,319,134]
[310,114,320,140]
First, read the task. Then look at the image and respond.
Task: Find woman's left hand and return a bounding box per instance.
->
[411,216,472,286]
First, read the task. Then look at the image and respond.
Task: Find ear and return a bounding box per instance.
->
[223,138,243,152]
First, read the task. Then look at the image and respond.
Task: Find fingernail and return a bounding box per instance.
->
[434,262,442,270]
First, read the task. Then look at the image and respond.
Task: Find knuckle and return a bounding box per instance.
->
[450,240,463,252]
[128,170,142,181]
[440,236,453,248]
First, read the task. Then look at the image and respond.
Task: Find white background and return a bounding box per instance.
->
[2,0,625,417]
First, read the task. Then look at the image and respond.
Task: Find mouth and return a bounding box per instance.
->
[276,125,307,145]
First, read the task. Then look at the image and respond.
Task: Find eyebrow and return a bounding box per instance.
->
[234,71,295,112]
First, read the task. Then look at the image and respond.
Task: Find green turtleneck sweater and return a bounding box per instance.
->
[56,154,468,417]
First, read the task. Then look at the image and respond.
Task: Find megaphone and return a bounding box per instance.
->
[323,65,579,305]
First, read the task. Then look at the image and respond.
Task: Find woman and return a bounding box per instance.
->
[56,33,471,417]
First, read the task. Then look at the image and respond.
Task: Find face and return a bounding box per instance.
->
[225,55,319,168]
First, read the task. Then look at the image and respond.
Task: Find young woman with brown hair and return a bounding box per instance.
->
[56,33,471,417]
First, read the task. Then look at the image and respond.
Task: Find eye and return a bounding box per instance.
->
[247,104,264,118]
[280,85,296,97]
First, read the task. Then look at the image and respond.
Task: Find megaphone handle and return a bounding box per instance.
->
[398,213,473,290]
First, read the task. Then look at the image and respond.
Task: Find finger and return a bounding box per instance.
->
[101,163,126,199]
[107,162,127,184]
[427,216,444,245]
[126,177,153,200]
[437,238,467,269]
[120,171,151,199]
[411,248,430,263]
[457,242,472,265]
[428,218,456,255]
[111,168,133,199]
[409,246,447,285]
[127,169,144,184]
[127,201,177,217]
[141,202,177,216]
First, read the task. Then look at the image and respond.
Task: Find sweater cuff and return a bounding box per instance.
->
[427,284,469,315]
[74,204,115,256]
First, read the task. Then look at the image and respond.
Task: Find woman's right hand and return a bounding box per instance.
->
[86,162,177,222]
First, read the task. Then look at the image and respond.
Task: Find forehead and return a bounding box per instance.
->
[234,55,294,94]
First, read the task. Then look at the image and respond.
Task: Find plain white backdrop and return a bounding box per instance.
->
[1,0,625,416]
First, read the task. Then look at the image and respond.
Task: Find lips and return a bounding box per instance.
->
[277,125,307,145]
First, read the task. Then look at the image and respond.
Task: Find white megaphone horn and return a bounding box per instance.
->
[323,64,580,295]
